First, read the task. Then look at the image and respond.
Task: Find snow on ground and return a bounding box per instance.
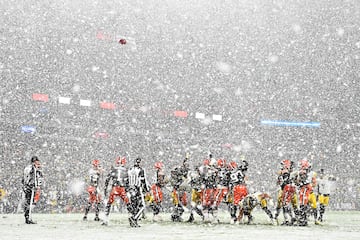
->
[1,211,359,240]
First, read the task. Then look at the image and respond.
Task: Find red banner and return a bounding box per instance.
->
[100,102,116,110]
[174,110,188,118]
[94,132,109,139]
[32,93,49,102]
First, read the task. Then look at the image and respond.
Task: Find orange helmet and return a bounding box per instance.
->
[228,161,237,170]
[281,159,291,169]
[115,156,126,166]
[299,159,311,170]
[203,159,210,166]
[217,159,226,168]
[92,159,100,167]
[154,161,164,170]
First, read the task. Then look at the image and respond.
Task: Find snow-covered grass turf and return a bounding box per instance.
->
[1,210,359,240]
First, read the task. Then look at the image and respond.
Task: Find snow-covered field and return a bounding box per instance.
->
[1,211,359,240]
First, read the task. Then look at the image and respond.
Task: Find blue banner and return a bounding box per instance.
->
[261,120,320,128]
[21,126,36,133]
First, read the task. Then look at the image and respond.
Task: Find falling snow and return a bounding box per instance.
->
[0,0,359,237]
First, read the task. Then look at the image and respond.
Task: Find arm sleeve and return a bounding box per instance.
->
[104,172,111,190]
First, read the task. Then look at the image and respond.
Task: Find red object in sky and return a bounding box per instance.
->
[174,110,188,118]
[100,102,116,110]
[32,93,49,102]
[119,38,127,45]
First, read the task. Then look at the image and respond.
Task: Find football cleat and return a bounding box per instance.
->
[25,219,36,224]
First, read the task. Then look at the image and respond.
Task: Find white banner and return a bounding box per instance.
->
[80,99,91,107]
[212,114,222,121]
[195,112,205,119]
[59,97,71,104]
